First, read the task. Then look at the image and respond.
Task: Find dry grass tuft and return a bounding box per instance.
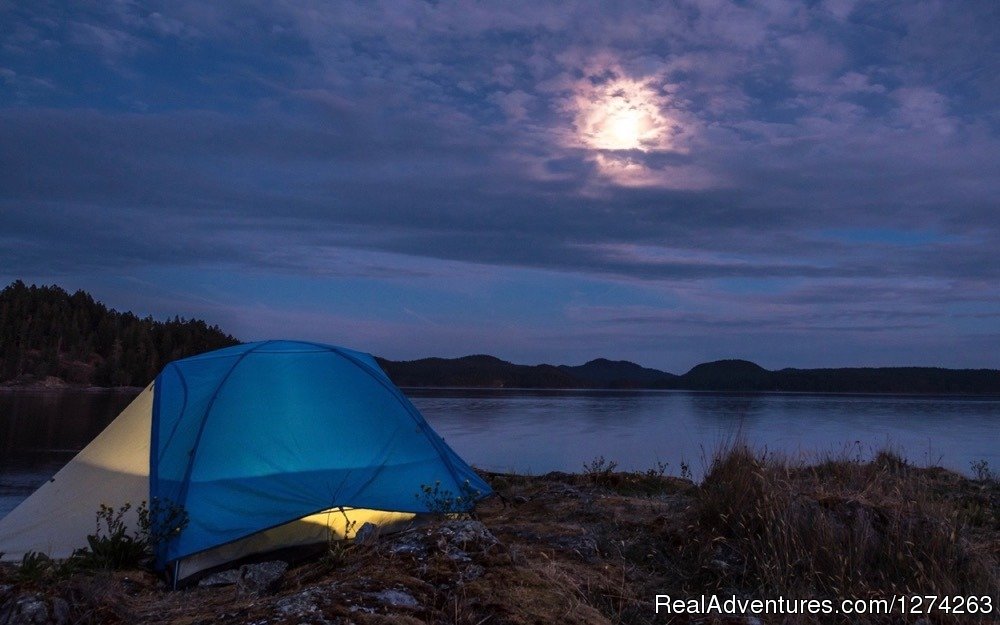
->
[689,442,999,610]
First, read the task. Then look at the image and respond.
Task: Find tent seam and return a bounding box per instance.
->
[171,340,274,535]
[325,346,469,491]
[157,363,190,453]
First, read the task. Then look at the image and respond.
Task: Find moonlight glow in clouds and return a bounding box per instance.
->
[571,74,689,187]
[577,77,670,152]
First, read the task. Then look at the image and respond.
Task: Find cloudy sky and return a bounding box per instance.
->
[1,0,998,371]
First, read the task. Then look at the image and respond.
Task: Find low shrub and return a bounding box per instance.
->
[582,455,618,483]
[971,458,996,482]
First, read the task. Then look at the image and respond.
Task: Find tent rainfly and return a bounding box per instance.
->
[0,340,491,583]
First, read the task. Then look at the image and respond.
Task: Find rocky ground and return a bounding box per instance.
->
[1,449,998,624]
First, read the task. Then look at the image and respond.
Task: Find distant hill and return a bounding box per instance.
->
[658,359,999,394]
[770,366,1000,395]
[376,355,580,388]
[0,281,239,387]
[676,359,774,391]
[559,358,679,388]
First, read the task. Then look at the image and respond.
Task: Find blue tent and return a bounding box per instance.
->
[0,340,491,583]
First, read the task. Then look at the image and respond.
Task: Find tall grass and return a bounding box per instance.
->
[691,443,998,604]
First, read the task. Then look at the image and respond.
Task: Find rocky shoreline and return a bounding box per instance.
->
[1,450,998,624]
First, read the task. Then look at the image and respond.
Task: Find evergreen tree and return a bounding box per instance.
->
[0,281,240,386]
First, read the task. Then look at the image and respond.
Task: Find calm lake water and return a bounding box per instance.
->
[2,388,999,518]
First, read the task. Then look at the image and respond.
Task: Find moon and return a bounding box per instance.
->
[577,78,669,152]
[564,70,712,189]
[605,108,643,149]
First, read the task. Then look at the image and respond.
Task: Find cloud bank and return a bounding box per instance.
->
[1,0,997,369]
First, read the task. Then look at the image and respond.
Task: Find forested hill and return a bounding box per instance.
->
[673,359,1000,394]
[0,281,239,387]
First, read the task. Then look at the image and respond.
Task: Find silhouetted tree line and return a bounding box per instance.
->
[0,281,240,386]
[378,356,1000,394]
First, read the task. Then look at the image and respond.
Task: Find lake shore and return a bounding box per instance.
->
[1,447,997,624]
[0,376,143,393]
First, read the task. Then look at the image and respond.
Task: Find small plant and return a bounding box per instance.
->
[958,493,995,528]
[644,460,669,480]
[873,448,910,474]
[13,550,83,582]
[851,439,864,463]
[71,498,189,571]
[323,538,352,569]
[15,551,55,583]
[321,512,357,569]
[679,460,692,481]
[138,497,189,546]
[970,459,996,482]
[582,455,618,483]
[75,502,148,570]
[628,460,672,496]
[416,479,483,514]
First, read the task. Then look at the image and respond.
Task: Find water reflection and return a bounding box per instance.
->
[407,389,1000,478]
[2,388,999,518]
[687,392,767,424]
[0,391,137,459]
[0,391,138,517]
